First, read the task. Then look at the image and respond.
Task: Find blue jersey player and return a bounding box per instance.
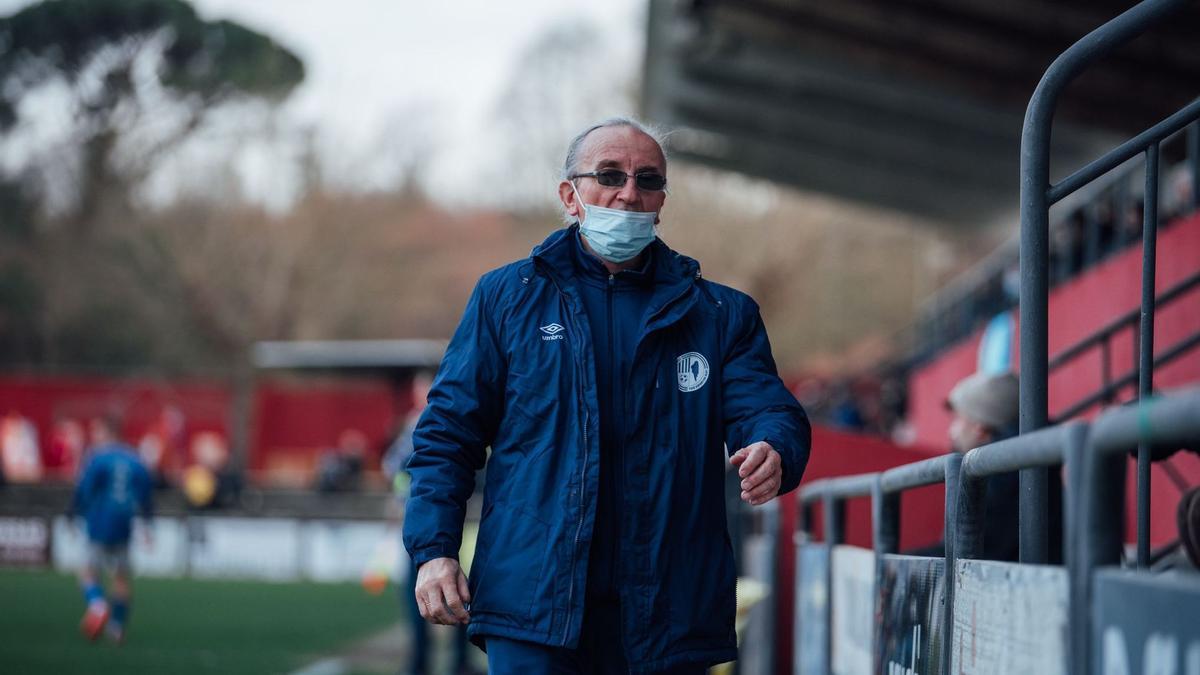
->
[71,416,153,643]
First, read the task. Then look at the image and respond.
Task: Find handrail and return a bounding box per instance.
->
[1019,0,1196,566]
[1088,386,1200,455]
[793,387,1200,675]
[1048,99,1200,204]
[797,473,877,504]
[960,423,1071,478]
[877,454,948,494]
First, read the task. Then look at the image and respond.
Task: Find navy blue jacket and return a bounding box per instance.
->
[403,226,810,672]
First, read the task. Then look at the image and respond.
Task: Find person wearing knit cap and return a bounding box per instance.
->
[946,371,1020,561]
[946,372,1019,454]
[908,372,1021,562]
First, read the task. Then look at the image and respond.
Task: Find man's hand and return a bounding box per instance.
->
[730,441,782,506]
[414,556,471,626]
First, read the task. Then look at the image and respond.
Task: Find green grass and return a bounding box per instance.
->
[0,568,402,675]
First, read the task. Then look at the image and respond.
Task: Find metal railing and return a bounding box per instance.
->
[1019,0,1200,568]
[794,386,1200,674]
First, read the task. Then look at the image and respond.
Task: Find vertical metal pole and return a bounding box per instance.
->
[1066,422,1123,675]
[1020,81,1051,564]
[822,493,842,675]
[1136,143,1160,569]
[1188,121,1199,212]
[942,453,963,675]
[823,494,845,547]
[872,477,900,556]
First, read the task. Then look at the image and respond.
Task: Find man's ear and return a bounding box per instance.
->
[558,181,579,218]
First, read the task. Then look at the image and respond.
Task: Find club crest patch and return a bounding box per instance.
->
[677,352,710,392]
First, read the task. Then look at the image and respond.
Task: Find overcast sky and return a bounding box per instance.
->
[0,0,647,208]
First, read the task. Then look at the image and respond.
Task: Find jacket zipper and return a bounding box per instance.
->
[609,273,631,664]
[554,281,590,648]
[607,272,618,582]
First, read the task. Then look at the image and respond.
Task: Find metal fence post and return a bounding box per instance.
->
[871,475,900,556]
[942,452,963,675]
[822,492,842,675]
[1136,142,1160,568]
[1066,422,1124,675]
[1018,0,1189,565]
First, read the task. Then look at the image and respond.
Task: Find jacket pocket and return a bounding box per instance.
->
[467,501,552,622]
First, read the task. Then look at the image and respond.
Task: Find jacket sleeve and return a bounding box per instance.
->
[721,295,812,496]
[402,277,505,567]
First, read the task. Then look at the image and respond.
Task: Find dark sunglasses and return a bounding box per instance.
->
[570,169,667,192]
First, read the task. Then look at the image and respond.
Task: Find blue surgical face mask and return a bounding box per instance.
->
[571,183,658,263]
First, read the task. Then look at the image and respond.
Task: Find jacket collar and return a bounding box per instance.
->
[531,225,702,330]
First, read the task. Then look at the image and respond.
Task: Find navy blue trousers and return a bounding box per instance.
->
[485,594,707,675]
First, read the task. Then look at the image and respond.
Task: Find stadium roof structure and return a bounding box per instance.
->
[251,339,445,372]
[642,0,1200,227]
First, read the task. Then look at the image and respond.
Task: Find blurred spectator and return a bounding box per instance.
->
[1051,211,1085,284]
[46,416,86,480]
[1,410,42,483]
[909,372,1021,561]
[183,432,239,509]
[827,383,866,431]
[138,404,187,488]
[315,429,368,493]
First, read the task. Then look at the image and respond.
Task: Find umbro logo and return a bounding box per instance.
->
[540,323,565,341]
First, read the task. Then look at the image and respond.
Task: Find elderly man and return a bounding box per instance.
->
[403,117,811,674]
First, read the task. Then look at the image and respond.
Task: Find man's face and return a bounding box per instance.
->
[558,126,667,225]
[948,413,992,454]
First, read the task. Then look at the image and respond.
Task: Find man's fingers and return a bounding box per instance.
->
[415,587,432,621]
[415,581,452,625]
[742,477,780,504]
[441,578,470,623]
[457,569,471,606]
[735,443,767,477]
[739,451,779,492]
[430,587,454,625]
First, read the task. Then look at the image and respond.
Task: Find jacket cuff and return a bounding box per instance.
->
[410,544,460,569]
[764,436,803,496]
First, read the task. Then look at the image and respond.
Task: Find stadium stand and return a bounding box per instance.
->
[782,0,1200,673]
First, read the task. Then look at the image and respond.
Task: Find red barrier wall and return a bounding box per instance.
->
[251,377,404,478]
[0,375,230,479]
[0,374,410,484]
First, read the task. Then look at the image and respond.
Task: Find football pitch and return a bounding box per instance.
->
[0,568,403,675]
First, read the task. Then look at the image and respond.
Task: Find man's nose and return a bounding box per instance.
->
[616,176,640,205]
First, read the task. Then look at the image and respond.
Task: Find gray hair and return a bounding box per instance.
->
[560,116,669,223]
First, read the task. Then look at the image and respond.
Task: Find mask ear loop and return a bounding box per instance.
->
[569,180,588,224]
